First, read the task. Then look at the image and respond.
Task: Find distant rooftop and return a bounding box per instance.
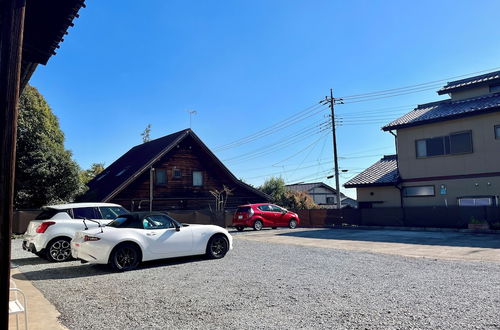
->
[382,92,500,131]
[344,155,399,188]
[437,70,500,95]
[286,182,345,197]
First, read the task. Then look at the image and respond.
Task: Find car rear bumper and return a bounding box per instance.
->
[71,240,111,264]
[232,218,253,227]
[22,235,47,254]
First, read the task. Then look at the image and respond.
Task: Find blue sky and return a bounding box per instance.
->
[30,0,500,198]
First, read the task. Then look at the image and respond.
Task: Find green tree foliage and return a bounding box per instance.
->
[260,177,288,205]
[80,163,105,184]
[259,177,319,210]
[15,85,85,208]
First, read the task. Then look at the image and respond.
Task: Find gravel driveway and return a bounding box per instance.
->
[11,236,500,329]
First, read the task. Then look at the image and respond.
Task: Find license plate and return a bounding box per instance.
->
[238,215,243,219]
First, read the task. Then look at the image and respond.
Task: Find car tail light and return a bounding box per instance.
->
[36,221,56,233]
[84,235,101,242]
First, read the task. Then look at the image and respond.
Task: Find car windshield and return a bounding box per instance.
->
[36,208,70,220]
[99,206,129,220]
[106,217,129,228]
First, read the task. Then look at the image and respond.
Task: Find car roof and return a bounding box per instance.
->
[238,203,272,207]
[43,202,124,210]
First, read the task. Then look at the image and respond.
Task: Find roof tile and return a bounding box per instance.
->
[344,155,399,187]
[382,92,500,131]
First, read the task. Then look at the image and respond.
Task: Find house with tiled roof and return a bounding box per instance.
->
[285,182,357,208]
[345,70,500,208]
[80,129,268,210]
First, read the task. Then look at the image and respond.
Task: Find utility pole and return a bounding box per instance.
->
[321,89,343,209]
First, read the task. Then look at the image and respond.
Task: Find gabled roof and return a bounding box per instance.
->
[344,155,399,188]
[438,70,500,95]
[82,129,268,202]
[286,182,346,198]
[382,92,500,131]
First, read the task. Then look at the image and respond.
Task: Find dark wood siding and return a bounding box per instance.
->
[111,135,265,211]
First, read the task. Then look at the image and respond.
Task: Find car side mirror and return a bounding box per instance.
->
[175,224,180,232]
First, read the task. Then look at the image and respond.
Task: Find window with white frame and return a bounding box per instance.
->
[458,197,493,206]
[192,171,203,186]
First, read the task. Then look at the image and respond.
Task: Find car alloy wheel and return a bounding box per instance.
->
[111,244,140,271]
[289,219,297,229]
[47,238,72,262]
[207,235,229,259]
[253,220,263,231]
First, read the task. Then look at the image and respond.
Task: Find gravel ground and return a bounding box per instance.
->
[11,236,500,330]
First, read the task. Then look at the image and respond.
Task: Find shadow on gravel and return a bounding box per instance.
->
[13,255,210,281]
[11,257,51,267]
[278,229,500,249]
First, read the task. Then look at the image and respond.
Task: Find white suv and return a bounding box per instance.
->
[22,202,128,262]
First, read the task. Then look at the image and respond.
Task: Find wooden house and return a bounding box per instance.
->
[80,129,268,210]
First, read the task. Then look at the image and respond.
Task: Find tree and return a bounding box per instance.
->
[283,190,319,210]
[141,124,151,143]
[259,177,319,209]
[15,85,85,209]
[260,177,287,205]
[80,163,105,184]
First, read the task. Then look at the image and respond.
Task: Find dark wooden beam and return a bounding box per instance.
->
[0,0,26,328]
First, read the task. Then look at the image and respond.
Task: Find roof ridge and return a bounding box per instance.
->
[443,70,500,87]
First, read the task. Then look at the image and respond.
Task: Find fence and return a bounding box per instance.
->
[11,209,233,234]
[292,206,500,229]
[12,206,500,234]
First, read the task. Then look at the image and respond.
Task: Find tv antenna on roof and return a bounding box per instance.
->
[186,110,197,128]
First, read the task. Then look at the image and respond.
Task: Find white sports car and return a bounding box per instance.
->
[71,212,232,271]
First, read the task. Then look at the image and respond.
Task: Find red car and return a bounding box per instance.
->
[232,203,300,231]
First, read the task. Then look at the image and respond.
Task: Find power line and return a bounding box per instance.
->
[214,103,328,152]
[272,133,329,166]
[223,123,325,163]
[338,66,500,100]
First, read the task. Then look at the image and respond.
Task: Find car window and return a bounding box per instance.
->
[36,208,71,220]
[107,216,142,229]
[258,205,271,211]
[72,207,98,219]
[99,206,128,220]
[236,207,251,213]
[143,215,175,229]
[270,205,284,212]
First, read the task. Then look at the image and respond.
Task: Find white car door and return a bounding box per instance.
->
[141,215,193,258]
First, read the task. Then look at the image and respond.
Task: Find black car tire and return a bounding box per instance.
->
[271,227,277,229]
[289,219,297,229]
[206,234,229,259]
[46,237,72,262]
[109,243,141,272]
[253,220,263,231]
[236,226,244,232]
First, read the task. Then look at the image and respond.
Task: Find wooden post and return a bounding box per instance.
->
[0,0,26,328]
